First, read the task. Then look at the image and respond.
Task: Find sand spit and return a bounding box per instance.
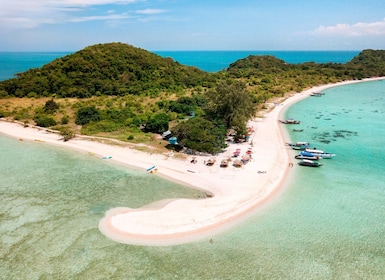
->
[1,78,382,246]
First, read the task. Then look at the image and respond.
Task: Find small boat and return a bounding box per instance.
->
[310,92,325,97]
[287,141,310,150]
[298,159,323,167]
[280,119,300,124]
[305,148,336,158]
[295,151,320,160]
[146,165,158,173]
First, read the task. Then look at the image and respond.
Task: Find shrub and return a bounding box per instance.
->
[75,106,101,125]
[34,114,57,127]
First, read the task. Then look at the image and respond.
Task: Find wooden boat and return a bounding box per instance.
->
[298,159,323,167]
[287,141,310,150]
[280,119,300,124]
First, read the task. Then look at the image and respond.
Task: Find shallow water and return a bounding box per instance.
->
[1,80,385,279]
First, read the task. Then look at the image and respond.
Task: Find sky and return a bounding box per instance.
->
[1,0,385,51]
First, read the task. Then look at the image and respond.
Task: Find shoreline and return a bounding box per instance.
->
[1,77,382,246]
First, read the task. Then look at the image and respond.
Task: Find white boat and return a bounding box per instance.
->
[295,151,320,160]
[305,148,336,158]
[287,141,310,150]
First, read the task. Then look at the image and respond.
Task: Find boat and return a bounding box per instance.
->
[295,151,320,160]
[310,92,325,97]
[305,148,336,158]
[280,119,300,124]
[298,159,323,167]
[287,141,310,150]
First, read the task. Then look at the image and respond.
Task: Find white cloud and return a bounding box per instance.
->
[136,9,166,15]
[0,0,139,29]
[70,14,131,22]
[313,18,385,36]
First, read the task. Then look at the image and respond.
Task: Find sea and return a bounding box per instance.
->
[1,51,385,279]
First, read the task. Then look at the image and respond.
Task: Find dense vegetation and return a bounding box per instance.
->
[0,43,384,154]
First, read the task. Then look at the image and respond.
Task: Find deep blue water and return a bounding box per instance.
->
[0,50,360,80]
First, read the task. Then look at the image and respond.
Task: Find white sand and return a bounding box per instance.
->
[1,78,382,246]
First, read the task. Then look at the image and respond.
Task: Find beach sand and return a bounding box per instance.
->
[0,78,381,246]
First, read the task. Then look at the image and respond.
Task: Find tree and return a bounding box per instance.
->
[44,99,59,114]
[75,106,101,125]
[205,81,256,134]
[144,113,170,133]
[172,117,226,154]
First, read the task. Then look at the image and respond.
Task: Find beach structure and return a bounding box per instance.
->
[220,159,230,168]
[168,137,178,145]
[206,157,216,166]
[232,159,243,168]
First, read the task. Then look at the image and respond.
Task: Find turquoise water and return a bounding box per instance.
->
[155,50,360,72]
[0,50,359,79]
[1,80,385,279]
[0,52,70,80]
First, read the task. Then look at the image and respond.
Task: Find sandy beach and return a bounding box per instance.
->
[0,78,382,246]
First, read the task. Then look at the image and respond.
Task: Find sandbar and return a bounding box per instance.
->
[0,77,382,246]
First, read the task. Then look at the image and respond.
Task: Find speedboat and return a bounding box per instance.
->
[298,159,323,167]
[305,148,336,158]
[295,151,320,160]
[287,141,310,150]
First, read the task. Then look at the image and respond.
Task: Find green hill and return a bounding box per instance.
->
[0,42,215,98]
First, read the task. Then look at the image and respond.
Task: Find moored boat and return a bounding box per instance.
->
[287,141,310,150]
[295,151,320,160]
[280,119,300,124]
[298,159,323,167]
[305,148,336,158]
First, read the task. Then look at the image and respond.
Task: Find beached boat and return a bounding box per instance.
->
[280,119,300,124]
[305,148,336,158]
[298,159,323,167]
[287,141,310,150]
[295,151,320,160]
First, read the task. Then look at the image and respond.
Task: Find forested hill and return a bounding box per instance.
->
[0,42,215,98]
[226,49,385,80]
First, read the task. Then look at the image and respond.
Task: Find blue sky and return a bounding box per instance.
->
[1,0,385,51]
